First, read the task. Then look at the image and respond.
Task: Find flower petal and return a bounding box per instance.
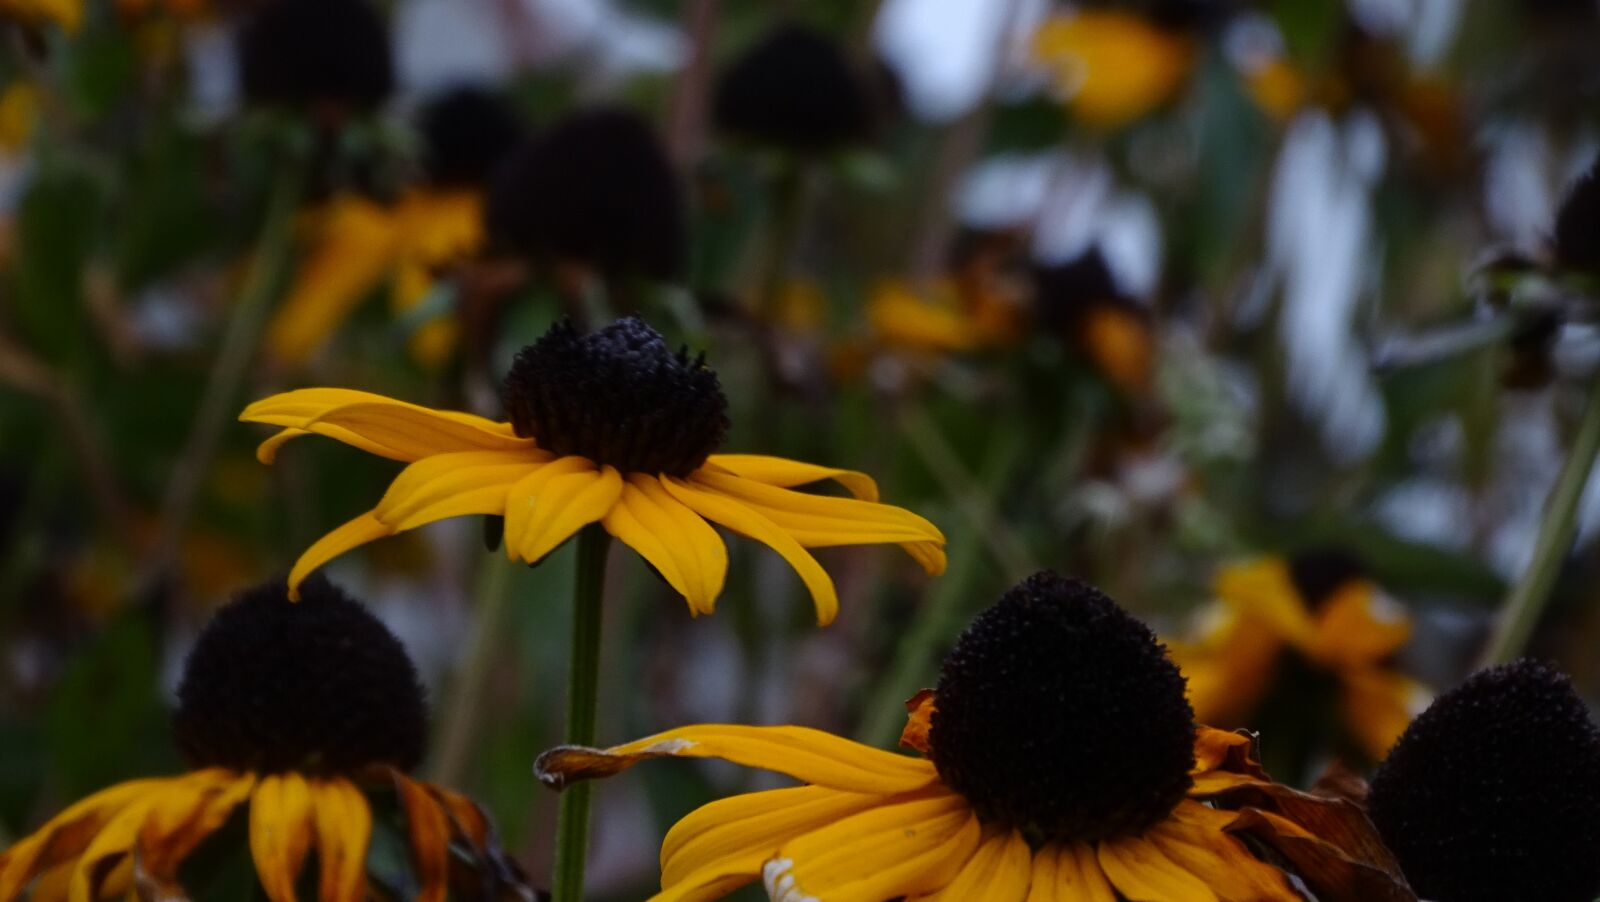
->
[1024,843,1118,902]
[602,475,728,616]
[704,455,880,502]
[287,513,391,601]
[1308,582,1411,667]
[654,786,885,901]
[241,388,522,463]
[264,196,399,366]
[372,450,541,530]
[136,770,255,892]
[1097,832,1218,902]
[67,785,170,902]
[1339,668,1429,762]
[660,476,840,625]
[310,778,370,902]
[910,828,1032,902]
[390,774,450,902]
[249,772,315,902]
[1214,558,1317,648]
[0,779,166,900]
[762,789,979,902]
[502,458,623,565]
[688,469,945,551]
[1148,802,1298,902]
[535,724,940,795]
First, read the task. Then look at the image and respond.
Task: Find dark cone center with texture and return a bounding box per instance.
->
[928,572,1197,843]
[1368,660,1600,902]
[502,317,729,477]
[172,576,427,775]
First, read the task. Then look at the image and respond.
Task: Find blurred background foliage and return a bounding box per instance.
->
[3,0,1600,897]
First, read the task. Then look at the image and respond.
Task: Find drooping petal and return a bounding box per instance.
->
[241,388,522,463]
[136,770,256,893]
[1339,668,1429,762]
[659,476,840,625]
[501,458,623,565]
[655,786,885,901]
[287,513,390,601]
[1148,802,1299,902]
[1097,832,1218,902]
[704,455,880,501]
[761,790,979,902]
[1214,558,1317,648]
[536,724,941,796]
[264,196,399,366]
[310,778,371,902]
[67,786,171,902]
[372,451,541,530]
[249,773,315,902]
[910,828,1032,902]
[391,774,451,902]
[0,778,166,901]
[602,475,728,616]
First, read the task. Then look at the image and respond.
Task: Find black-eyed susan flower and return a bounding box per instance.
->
[0,576,527,901]
[712,22,877,154]
[1032,9,1195,130]
[264,87,524,368]
[241,317,945,623]
[1368,660,1600,902]
[485,108,686,285]
[1168,551,1430,765]
[536,572,1402,901]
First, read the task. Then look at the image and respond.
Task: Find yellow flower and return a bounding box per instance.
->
[0,578,525,902]
[263,189,482,369]
[867,277,1018,355]
[0,0,80,31]
[1032,11,1193,130]
[1168,553,1431,761]
[242,317,946,623]
[0,82,39,153]
[537,573,1404,901]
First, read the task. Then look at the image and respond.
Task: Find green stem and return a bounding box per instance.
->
[755,160,806,320]
[146,158,304,587]
[1480,378,1600,666]
[552,525,612,902]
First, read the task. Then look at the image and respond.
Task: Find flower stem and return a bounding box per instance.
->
[1480,378,1600,666]
[429,547,515,784]
[552,525,612,902]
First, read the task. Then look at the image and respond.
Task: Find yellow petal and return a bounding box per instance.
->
[1340,667,1429,761]
[249,773,315,902]
[1097,832,1218,902]
[603,475,728,616]
[502,458,622,564]
[762,789,979,902]
[688,470,944,549]
[264,196,399,366]
[67,785,171,902]
[535,724,941,796]
[287,513,391,601]
[1032,11,1193,130]
[655,785,885,901]
[704,455,880,502]
[1307,581,1412,668]
[241,388,521,463]
[1214,558,1317,648]
[1149,802,1299,902]
[391,774,451,902]
[910,828,1032,902]
[0,778,166,900]
[1026,843,1118,902]
[660,476,840,625]
[136,770,256,891]
[310,778,371,902]
[372,450,538,530]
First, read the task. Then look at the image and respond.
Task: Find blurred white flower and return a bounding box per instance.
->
[872,0,1046,122]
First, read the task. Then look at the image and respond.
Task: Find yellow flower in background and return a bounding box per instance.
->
[536,573,1402,901]
[242,317,946,624]
[1032,11,1194,130]
[1168,551,1431,761]
[263,189,479,369]
[0,0,79,31]
[0,578,526,902]
[0,82,39,153]
[867,277,1017,355]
